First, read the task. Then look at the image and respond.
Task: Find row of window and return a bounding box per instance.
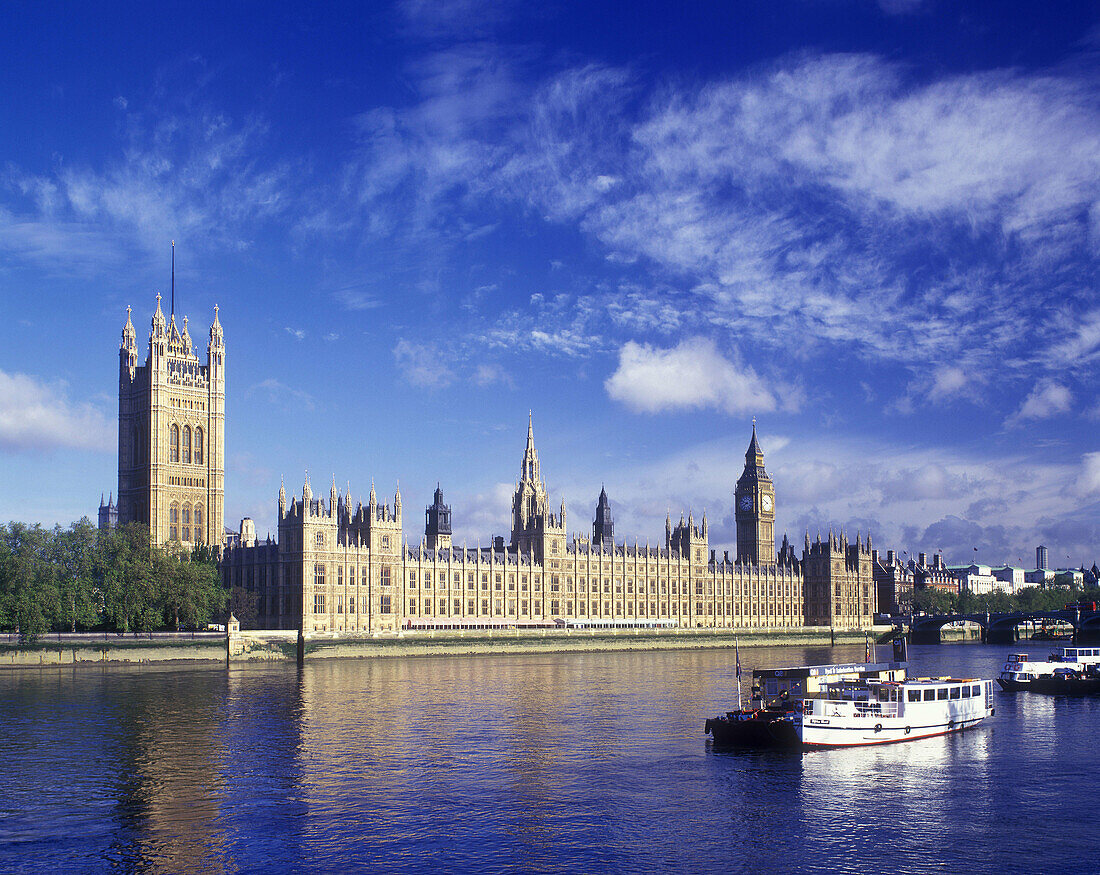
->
[906,684,983,702]
[168,423,205,465]
[310,593,798,619]
[168,502,204,543]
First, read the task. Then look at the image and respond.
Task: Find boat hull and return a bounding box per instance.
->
[705,712,800,749]
[1025,676,1100,695]
[798,713,989,748]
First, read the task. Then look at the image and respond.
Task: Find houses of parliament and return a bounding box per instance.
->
[107,297,877,634]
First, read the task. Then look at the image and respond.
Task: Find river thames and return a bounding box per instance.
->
[1,642,1097,873]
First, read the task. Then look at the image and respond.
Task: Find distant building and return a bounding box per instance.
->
[909,552,957,594]
[1037,545,1049,570]
[1054,568,1084,588]
[948,563,1001,595]
[873,549,913,613]
[1024,568,1056,586]
[97,493,118,531]
[991,566,1024,593]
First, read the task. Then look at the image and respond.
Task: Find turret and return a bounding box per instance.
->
[279,477,287,518]
[151,293,166,340]
[425,484,453,550]
[209,304,224,350]
[593,486,615,551]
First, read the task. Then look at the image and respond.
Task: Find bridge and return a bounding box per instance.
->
[880,608,1100,645]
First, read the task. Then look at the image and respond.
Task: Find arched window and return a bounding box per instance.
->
[169,503,179,541]
[194,427,204,465]
[194,505,204,543]
[181,504,191,542]
[182,426,192,464]
[169,424,179,463]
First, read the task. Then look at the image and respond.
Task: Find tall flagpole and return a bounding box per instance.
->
[735,638,743,710]
[170,240,175,317]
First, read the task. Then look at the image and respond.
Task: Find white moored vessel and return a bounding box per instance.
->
[998,646,1100,691]
[798,677,995,748]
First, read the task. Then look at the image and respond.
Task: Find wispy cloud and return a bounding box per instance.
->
[249,378,315,411]
[394,339,455,389]
[0,370,114,453]
[319,49,1100,419]
[0,99,292,273]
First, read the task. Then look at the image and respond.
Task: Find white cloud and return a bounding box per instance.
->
[928,366,971,401]
[605,338,777,415]
[249,379,315,412]
[394,339,454,389]
[1074,452,1100,498]
[1006,380,1072,427]
[0,370,114,453]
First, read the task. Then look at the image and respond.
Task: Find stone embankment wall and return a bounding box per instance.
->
[0,632,228,668]
[0,626,886,669]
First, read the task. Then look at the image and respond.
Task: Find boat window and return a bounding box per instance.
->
[937,688,949,700]
[908,690,920,702]
[962,686,971,697]
[971,685,981,696]
[950,686,961,699]
[923,689,935,701]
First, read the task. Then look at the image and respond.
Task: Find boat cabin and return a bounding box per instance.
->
[804,678,994,718]
[1059,647,1100,663]
[752,661,907,706]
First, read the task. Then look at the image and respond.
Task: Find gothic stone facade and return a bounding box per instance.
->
[117,297,225,548]
[221,420,876,635]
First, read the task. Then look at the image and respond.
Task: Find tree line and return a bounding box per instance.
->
[0,519,227,641]
[911,584,1100,616]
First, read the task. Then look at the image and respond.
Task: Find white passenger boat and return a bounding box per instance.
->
[998,646,1100,691]
[798,677,995,748]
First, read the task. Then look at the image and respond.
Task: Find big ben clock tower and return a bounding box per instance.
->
[735,420,775,566]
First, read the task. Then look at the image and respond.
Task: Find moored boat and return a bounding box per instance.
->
[1024,665,1100,696]
[998,646,1100,691]
[798,677,995,748]
[705,655,907,749]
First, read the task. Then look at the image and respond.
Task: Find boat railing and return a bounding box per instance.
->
[803,698,900,719]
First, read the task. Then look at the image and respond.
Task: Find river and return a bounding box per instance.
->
[0,642,1096,874]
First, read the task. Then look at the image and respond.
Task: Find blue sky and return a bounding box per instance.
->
[2,0,1099,568]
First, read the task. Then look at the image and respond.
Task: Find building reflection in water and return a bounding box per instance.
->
[99,666,233,873]
[97,664,306,873]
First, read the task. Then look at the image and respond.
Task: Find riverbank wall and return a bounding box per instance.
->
[0,626,885,669]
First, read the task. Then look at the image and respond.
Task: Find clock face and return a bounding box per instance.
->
[761,495,773,511]
[739,494,753,511]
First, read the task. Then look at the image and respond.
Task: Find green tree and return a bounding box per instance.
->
[912,587,955,614]
[50,519,101,631]
[162,546,226,630]
[0,523,60,641]
[96,523,157,633]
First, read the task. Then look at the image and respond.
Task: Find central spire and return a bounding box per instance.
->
[521,411,540,485]
[746,418,764,467]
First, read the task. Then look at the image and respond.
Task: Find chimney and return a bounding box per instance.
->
[886,549,896,565]
[918,552,927,566]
